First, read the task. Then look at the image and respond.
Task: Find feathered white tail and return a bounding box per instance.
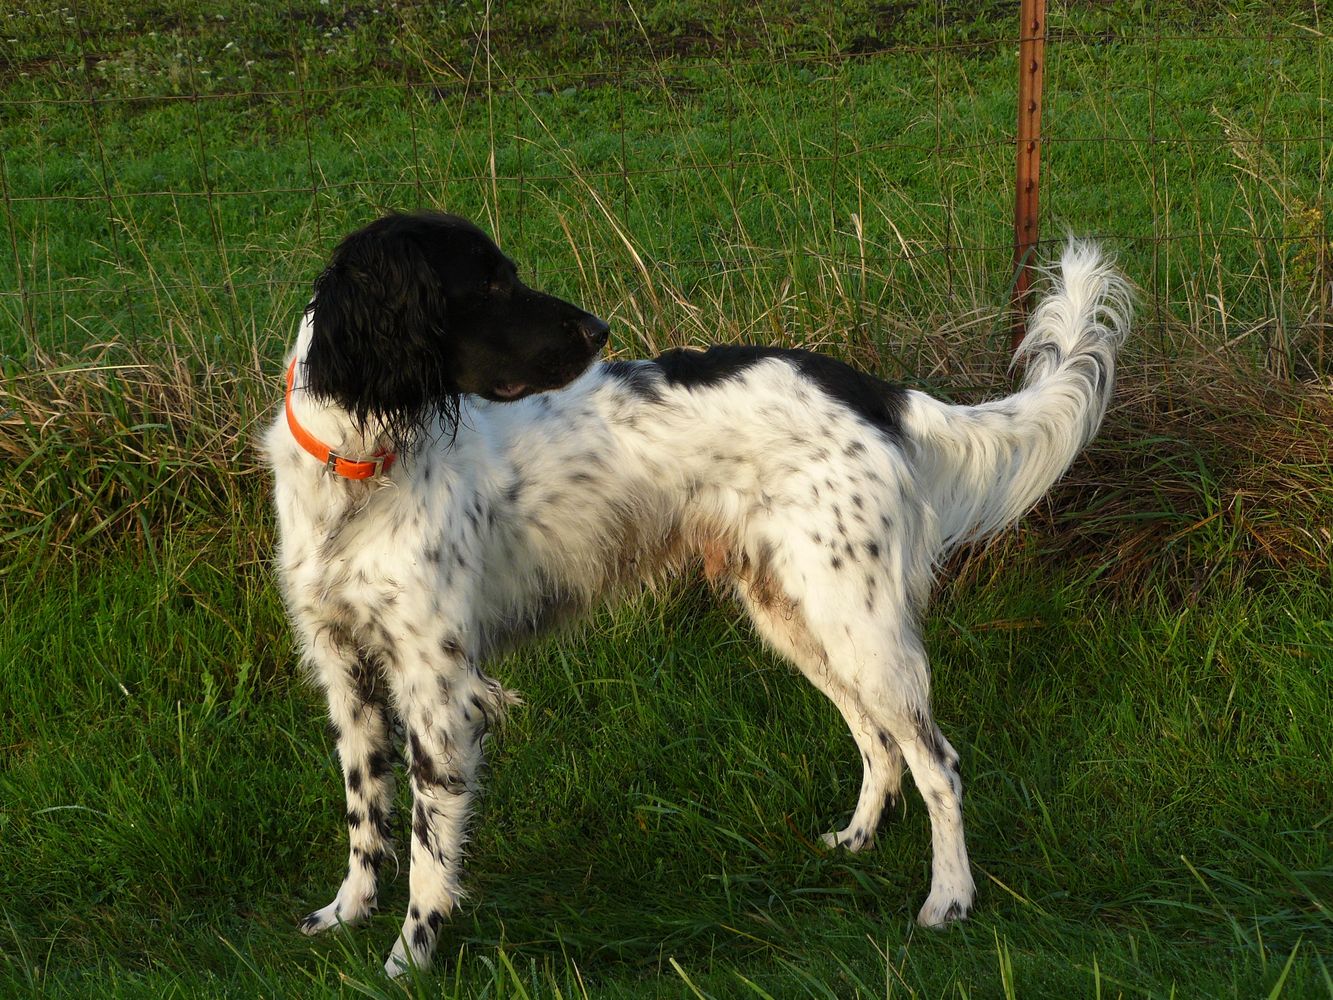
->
[903,241,1132,550]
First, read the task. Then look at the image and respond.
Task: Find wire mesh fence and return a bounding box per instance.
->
[1,2,1329,379]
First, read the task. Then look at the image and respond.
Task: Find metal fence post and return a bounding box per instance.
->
[1012,0,1047,351]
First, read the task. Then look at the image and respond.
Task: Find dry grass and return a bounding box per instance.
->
[1076,356,1332,577]
[0,340,270,569]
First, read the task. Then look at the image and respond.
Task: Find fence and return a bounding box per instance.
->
[1,2,1329,379]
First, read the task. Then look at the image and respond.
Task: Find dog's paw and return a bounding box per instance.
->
[819,826,873,853]
[299,896,375,936]
[384,938,419,979]
[299,902,345,936]
[916,890,972,928]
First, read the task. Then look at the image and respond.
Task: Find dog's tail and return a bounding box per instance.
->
[903,241,1131,551]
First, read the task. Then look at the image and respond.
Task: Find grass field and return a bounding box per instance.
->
[2,2,1332,997]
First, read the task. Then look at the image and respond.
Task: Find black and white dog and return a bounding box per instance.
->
[264,211,1130,976]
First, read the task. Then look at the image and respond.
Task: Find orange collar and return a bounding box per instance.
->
[285,358,396,480]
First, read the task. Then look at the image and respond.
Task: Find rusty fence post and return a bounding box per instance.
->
[1012,0,1047,351]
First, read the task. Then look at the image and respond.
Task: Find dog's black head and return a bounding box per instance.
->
[304,210,609,451]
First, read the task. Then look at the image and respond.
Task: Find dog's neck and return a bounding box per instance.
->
[285,314,396,470]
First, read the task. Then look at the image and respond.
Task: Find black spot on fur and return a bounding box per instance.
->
[367,802,391,839]
[427,909,445,930]
[409,732,435,785]
[408,732,467,793]
[367,747,394,782]
[354,846,384,872]
[347,767,363,793]
[412,923,431,951]
[913,708,949,765]
[347,809,363,829]
[413,801,430,844]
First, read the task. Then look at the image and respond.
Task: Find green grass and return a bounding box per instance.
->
[2,1,1329,365]
[3,546,1330,997]
[2,1,1332,996]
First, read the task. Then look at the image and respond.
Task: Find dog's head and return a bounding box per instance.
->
[304,210,609,450]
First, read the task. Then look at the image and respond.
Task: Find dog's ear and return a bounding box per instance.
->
[304,220,460,451]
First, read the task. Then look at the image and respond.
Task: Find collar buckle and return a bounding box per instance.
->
[325,451,387,478]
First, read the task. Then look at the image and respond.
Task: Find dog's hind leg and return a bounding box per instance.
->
[843,628,974,927]
[743,577,973,925]
[737,590,904,853]
[299,629,396,935]
[819,717,906,852]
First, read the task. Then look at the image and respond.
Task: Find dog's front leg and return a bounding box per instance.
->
[382,641,501,977]
[299,628,395,934]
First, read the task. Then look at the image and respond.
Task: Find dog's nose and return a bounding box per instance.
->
[579,315,610,351]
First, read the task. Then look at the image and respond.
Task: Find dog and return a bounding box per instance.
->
[264,210,1130,976]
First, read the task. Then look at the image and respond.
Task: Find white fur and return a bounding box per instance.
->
[264,241,1130,976]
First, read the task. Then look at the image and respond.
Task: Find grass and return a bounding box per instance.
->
[3,550,1330,997]
[2,0,1332,996]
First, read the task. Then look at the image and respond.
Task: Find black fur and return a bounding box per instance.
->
[613,345,909,441]
[304,211,609,453]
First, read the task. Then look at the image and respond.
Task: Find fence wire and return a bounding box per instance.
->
[0,2,1328,376]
